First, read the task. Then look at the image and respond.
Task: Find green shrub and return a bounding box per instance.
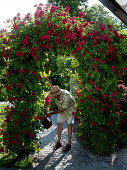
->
[89,129,116,156]
[0,154,32,169]
[78,119,116,156]
[0,88,7,101]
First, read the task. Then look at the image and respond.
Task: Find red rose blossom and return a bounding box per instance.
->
[111,66,115,72]
[29,99,33,103]
[99,60,104,65]
[81,82,84,86]
[91,121,95,127]
[86,95,90,99]
[17,83,21,88]
[99,107,104,112]
[92,98,96,103]
[102,128,107,132]
[90,80,94,85]
[78,12,83,18]
[93,64,97,68]
[103,93,107,98]
[0,148,4,152]
[80,99,84,103]
[95,86,100,91]
[32,70,37,75]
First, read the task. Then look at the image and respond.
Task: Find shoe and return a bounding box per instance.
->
[54,141,62,150]
[62,144,71,152]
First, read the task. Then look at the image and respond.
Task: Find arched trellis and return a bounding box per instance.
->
[0,4,126,157]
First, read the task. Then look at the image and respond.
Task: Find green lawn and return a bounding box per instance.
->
[0,103,33,169]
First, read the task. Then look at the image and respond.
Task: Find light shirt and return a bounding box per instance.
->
[52,89,75,120]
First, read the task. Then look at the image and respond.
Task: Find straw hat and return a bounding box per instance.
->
[49,85,62,97]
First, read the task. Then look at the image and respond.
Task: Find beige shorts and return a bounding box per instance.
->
[57,113,74,124]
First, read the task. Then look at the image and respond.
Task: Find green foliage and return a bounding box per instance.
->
[0,104,31,169]
[118,29,127,85]
[0,154,32,169]
[0,5,53,158]
[0,35,5,75]
[89,129,116,156]
[49,55,72,90]
[47,1,127,31]
[48,0,88,16]
[0,3,126,158]
[84,4,127,31]
[71,13,126,155]
[0,85,7,101]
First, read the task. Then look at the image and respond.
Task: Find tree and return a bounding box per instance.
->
[84,4,127,31]
[48,0,88,16]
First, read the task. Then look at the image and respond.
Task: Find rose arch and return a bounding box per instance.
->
[0,4,126,157]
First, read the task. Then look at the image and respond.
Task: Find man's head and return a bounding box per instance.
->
[50,85,61,99]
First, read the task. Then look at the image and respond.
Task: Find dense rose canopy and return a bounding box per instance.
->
[0,3,126,156]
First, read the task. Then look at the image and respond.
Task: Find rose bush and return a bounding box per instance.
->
[0,3,126,157]
[72,23,127,154]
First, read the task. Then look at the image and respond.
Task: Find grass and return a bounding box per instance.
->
[0,103,33,169]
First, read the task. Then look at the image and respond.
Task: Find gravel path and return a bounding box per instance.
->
[30,114,127,170]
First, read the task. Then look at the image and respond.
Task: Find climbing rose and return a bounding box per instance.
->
[34,20,40,25]
[107,25,112,28]
[0,148,4,152]
[46,100,50,105]
[80,99,84,103]
[54,24,58,29]
[99,107,104,112]
[62,18,68,24]
[92,98,96,103]
[48,22,52,27]
[90,80,94,85]
[99,60,104,65]
[50,6,58,13]
[103,93,107,98]
[93,58,97,62]
[14,133,19,138]
[34,116,38,120]
[86,95,90,99]
[101,34,107,40]
[91,121,95,127]
[102,128,107,132]
[93,64,97,68]
[109,120,113,126]
[32,70,37,75]
[95,86,100,91]
[17,83,21,88]
[78,12,83,18]
[29,99,33,103]
[81,82,84,86]
[46,96,50,100]
[65,6,70,11]
[111,66,115,72]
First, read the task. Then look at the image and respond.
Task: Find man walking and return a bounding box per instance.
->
[47,85,75,151]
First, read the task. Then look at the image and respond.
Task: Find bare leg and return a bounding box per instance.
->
[57,122,63,143]
[67,124,72,145]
